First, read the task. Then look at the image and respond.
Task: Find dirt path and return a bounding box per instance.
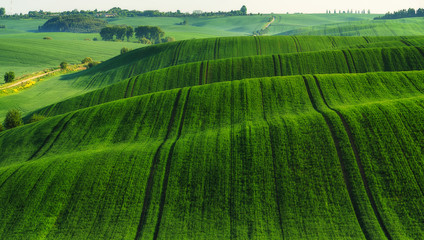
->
[263,16,275,30]
[0,66,86,91]
[0,69,61,90]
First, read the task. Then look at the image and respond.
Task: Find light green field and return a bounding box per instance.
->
[278,17,424,36]
[0,19,142,77]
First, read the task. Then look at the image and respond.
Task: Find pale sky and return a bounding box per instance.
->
[1,0,423,15]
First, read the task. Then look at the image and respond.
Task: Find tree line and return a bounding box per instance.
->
[38,15,107,33]
[0,6,247,19]
[100,25,174,44]
[374,8,424,20]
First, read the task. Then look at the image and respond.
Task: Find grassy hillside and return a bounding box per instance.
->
[2,35,424,120]
[1,34,424,239]
[1,70,424,238]
[278,17,424,36]
[107,14,379,39]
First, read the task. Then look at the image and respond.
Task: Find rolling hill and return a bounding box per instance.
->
[0,34,424,239]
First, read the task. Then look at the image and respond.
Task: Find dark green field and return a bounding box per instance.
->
[1,13,424,239]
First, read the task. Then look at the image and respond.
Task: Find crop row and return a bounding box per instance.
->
[70,35,424,88]
[1,72,424,238]
[38,45,424,117]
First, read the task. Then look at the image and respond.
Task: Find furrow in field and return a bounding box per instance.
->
[258,81,284,239]
[302,76,368,239]
[153,88,192,239]
[313,76,393,240]
[134,89,183,240]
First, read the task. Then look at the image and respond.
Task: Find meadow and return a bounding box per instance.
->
[0,13,424,239]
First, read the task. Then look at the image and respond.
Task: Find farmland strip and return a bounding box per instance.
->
[153,88,192,240]
[401,72,424,94]
[375,104,424,197]
[199,62,204,86]
[86,146,129,238]
[313,76,393,240]
[259,80,284,239]
[134,89,183,240]
[205,61,209,84]
[347,49,359,73]
[342,50,353,73]
[302,76,369,239]
[35,113,77,159]
[172,41,184,66]
[124,78,132,98]
[229,82,236,239]
[291,36,299,52]
[0,165,24,190]
[272,55,279,76]
[27,113,74,161]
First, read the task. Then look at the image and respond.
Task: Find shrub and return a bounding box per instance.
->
[4,71,15,83]
[82,57,93,64]
[0,123,3,132]
[4,109,22,129]
[140,37,152,44]
[120,47,131,54]
[93,37,98,41]
[162,36,176,43]
[88,61,101,68]
[60,62,68,70]
[43,36,52,40]
[28,114,46,124]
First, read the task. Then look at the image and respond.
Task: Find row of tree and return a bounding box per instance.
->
[374,8,424,20]
[326,9,371,14]
[0,6,247,19]
[100,25,174,44]
[100,25,134,41]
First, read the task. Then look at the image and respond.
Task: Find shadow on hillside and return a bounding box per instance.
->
[59,70,87,81]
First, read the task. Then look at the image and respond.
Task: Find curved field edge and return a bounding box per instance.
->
[36,45,424,118]
[1,73,424,238]
[65,35,424,89]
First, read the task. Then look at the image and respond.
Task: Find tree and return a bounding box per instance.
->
[0,123,3,132]
[126,26,134,41]
[135,26,165,43]
[60,62,68,70]
[240,5,247,15]
[4,71,15,83]
[120,47,130,54]
[100,27,115,41]
[115,26,127,40]
[4,109,22,129]
[0,8,5,17]
[81,57,93,64]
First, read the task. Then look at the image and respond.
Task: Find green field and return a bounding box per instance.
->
[0,13,424,239]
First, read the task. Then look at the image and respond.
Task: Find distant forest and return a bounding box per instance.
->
[38,15,107,33]
[375,8,424,20]
[2,6,248,19]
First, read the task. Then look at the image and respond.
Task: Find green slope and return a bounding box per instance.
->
[279,17,424,36]
[1,36,424,239]
[36,44,424,117]
[1,70,424,238]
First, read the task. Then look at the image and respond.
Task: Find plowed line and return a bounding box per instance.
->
[313,76,392,240]
[153,88,192,240]
[302,76,369,239]
[134,89,183,240]
[27,113,74,161]
[259,80,284,239]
